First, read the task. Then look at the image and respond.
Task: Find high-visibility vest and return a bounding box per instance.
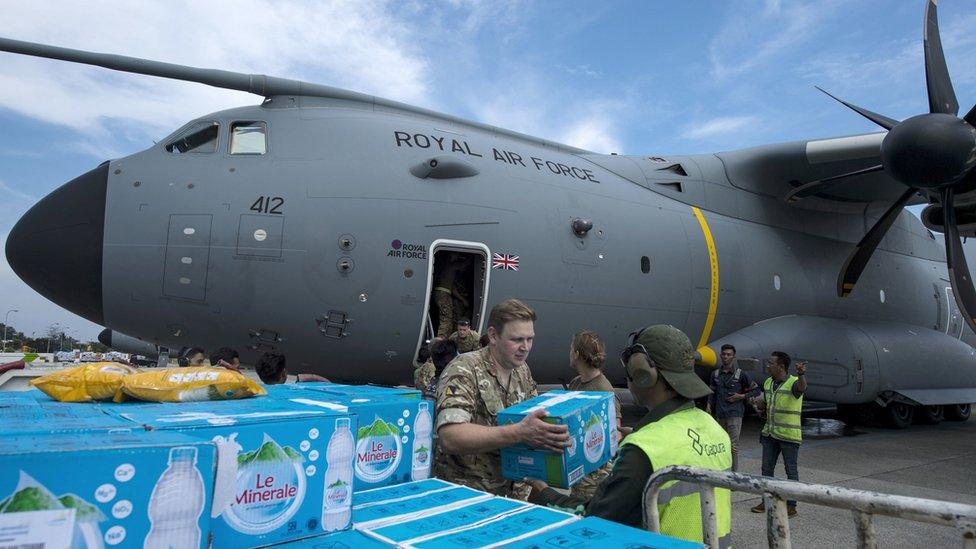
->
[762,375,803,443]
[622,406,732,546]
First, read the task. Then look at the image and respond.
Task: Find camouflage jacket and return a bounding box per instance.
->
[448,330,482,353]
[434,346,538,497]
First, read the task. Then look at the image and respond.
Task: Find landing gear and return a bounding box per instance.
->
[836,403,873,425]
[916,405,944,425]
[944,403,972,422]
[882,402,914,429]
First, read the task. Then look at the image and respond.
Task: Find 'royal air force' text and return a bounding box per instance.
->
[394,130,600,184]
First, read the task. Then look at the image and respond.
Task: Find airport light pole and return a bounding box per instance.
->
[2,309,18,352]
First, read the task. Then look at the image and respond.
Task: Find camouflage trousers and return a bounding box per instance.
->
[569,461,613,502]
[435,290,454,337]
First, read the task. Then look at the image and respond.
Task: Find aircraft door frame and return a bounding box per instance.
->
[414,239,491,360]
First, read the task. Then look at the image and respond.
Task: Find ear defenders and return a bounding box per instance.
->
[623,328,658,389]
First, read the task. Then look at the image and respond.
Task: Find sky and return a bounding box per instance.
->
[0,0,975,341]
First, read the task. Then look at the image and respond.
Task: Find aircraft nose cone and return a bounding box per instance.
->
[5,163,108,325]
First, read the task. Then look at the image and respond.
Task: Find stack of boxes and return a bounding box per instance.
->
[0,386,698,548]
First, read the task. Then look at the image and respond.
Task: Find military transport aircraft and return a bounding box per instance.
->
[2,1,975,427]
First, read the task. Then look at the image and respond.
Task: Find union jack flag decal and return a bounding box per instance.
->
[492,252,519,271]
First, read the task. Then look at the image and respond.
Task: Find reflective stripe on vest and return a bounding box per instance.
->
[762,375,803,443]
[622,407,732,544]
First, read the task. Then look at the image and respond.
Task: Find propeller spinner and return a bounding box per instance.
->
[799,0,976,333]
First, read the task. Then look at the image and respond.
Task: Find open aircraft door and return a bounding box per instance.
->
[415,240,490,362]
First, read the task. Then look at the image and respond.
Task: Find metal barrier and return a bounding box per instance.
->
[642,465,976,549]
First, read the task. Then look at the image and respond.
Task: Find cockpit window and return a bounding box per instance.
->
[165,121,219,154]
[230,121,267,155]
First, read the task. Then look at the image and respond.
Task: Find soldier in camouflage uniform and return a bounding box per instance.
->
[448,319,481,353]
[435,298,571,498]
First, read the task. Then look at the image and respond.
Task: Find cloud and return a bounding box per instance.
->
[708,0,842,81]
[0,0,431,142]
[0,180,34,203]
[682,116,761,140]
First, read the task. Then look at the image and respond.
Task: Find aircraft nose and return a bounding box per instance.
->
[5,162,108,325]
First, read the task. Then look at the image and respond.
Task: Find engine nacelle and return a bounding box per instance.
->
[98,328,160,359]
[704,315,976,405]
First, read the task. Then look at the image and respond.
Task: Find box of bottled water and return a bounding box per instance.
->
[349,479,580,548]
[0,391,134,435]
[0,430,215,549]
[497,390,618,488]
[270,528,392,548]
[501,516,703,549]
[111,397,357,548]
[266,385,433,491]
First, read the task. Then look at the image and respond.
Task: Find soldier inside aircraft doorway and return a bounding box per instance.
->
[432,252,470,337]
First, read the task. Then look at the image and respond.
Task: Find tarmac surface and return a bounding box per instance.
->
[622,404,976,548]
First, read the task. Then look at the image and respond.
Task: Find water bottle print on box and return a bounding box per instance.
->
[323,418,353,532]
[145,447,205,548]
[411,401,432,481]
[222,434,307,534]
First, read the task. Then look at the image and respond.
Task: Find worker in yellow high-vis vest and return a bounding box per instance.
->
[751,351,807,517]
[526,325,732,546]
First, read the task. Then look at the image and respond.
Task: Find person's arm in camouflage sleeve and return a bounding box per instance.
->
[528,446,652,528]
[436,363,568,455]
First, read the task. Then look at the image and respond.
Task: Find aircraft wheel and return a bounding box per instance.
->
[883,402,914,429]
[945,403,972,422]
[916,405,944,425]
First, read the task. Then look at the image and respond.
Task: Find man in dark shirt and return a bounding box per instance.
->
[526,325,727,532]
[706,344,759,471]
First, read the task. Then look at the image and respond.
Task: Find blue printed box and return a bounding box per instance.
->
[271,528,390,548]
[498,390,618,488]
[267,386,433,490]
[502,516,704,549]
[0,393,133,435]
[111,397,357,548]
[0,430,216,549]
[395,503,578,549]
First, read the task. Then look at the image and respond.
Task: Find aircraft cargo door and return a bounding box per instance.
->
[416,240,489,361]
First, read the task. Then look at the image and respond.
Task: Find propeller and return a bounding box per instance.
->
[808,1,976,333]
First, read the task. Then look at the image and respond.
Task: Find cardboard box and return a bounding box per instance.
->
[267,386,433,490]
[269,528,390,548]
[0,430,216,549]
[501,516,705,549]
[367,499,577,549]
[352,482,491,529]
[498,391,618,488]
[0,393,134,435]
[352,478,455,507]
[110,397,357,547]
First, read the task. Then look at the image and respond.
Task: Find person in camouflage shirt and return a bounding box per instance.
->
[448,319,481,353]
[435,298,571,498]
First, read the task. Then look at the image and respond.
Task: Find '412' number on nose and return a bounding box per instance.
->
[250,196,284,214]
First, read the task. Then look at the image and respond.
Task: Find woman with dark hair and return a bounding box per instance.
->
[566,330,626,500]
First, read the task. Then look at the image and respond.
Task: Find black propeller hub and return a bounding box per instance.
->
[881,113,976,189]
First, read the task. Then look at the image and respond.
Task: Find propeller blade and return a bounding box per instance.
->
[815,86,899,130]
[965,103,976,127]
[923,0,959,115]
[941,187,976,333]
[837,187,916,297]
[785,164,884,203]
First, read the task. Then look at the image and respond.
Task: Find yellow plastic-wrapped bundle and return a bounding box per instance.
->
[31,362,139,402]
[114,367,266,402]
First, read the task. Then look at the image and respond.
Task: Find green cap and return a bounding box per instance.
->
[634,325,711,399]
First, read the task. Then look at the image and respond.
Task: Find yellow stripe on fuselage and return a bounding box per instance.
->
[691,207,719,350]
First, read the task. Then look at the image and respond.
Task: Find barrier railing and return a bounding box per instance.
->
[642,465,976,548]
